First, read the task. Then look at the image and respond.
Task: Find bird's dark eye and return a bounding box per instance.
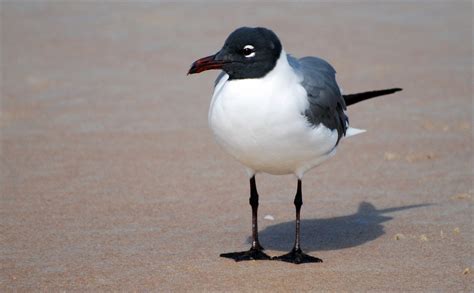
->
[242,45,255,58]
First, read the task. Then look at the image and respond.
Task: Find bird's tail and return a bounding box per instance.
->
[343,88,402,106]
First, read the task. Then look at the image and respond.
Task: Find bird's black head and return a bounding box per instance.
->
[188,27,282,80]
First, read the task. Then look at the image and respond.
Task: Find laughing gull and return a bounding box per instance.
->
[188,27,401,264]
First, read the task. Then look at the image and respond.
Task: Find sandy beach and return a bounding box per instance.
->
[1,2,472,291]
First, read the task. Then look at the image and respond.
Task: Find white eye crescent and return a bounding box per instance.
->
[242,45,255,58]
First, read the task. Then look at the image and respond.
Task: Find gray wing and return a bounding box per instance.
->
[289,55,348,144]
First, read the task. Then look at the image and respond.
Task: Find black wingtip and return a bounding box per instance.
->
[343,88,403,106]
[388,87,403,93]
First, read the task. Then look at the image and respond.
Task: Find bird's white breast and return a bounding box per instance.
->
[208,51,338,177]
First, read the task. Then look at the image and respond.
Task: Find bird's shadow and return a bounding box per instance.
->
[250,201,429,252]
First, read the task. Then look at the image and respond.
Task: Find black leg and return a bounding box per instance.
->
[220,176,271,261]
[273,180,323,264]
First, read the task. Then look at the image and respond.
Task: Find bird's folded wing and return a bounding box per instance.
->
[289,55,348,144]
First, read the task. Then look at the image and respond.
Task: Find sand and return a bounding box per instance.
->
[1,2,472,291]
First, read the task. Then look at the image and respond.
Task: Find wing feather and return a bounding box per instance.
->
[289,55,348,144]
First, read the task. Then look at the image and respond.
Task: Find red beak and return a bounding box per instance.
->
[188,54,228,75]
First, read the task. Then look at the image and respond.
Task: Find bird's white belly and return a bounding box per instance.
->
[208,73,338,177]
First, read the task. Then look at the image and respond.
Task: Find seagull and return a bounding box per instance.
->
[188,27,401,264]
